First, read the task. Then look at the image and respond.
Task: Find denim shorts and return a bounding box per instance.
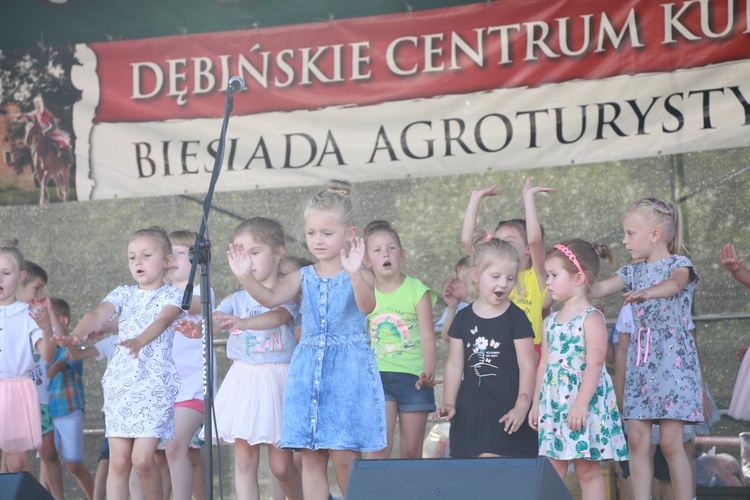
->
[379,372,435,412]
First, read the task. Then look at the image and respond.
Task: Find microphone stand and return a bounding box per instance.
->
[182,82,239,500]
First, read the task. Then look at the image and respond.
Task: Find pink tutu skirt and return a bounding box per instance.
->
[212,360,287,447]
[0,378,42,452]
[729,350,750,421]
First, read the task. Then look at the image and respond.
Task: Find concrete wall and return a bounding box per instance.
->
[4,147,750,496]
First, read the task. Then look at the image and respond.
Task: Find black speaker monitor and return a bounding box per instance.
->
[0,472,54,500]
[345,457,572,500]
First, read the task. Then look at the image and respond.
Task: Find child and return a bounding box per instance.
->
[593,198,701,500]
[721,243,750,422]
[436,256,471,343]
[57,226,185,500]
[176,217,303,500]
[14,261,64,500]
[435,229,537,459]
[162,229,214,500]
[228,180,385,500]
[364,220,437,459]
[65,328,118,500]
[46,298,95,499]
[529,240,628,497]
[0,245,57,473]
[461,178,552,361]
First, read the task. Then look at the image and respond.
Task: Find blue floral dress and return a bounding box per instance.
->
[281,266,386,451]
[538,308,628,461]
[615,255,702,422]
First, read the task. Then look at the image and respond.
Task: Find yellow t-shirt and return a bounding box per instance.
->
[509,267,547,345]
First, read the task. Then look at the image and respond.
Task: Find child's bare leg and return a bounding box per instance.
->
[573,459,604,500]
[659,420,692,500]
[548,458,569,480]
[366,401,397,459]
[65,460,95,499]
[627,420,655,500]
[93,458,109,500]
[155,450,170,500]
[165,407,203,500]
[268,446,303,500]
[4,451,30,473]
[40,430,64,500]
[131,437,162,500]
[329,449,360,497]
[233,438,261,500]
[189,448,205,500]
[301,449,330,500]
[107,437,134,500]
[398,411,429,458]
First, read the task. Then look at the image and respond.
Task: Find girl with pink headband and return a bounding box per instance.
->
[530,239,628,498]
[592,198,700,500]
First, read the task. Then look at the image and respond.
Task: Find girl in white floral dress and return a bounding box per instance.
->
[530,239,627,499]
[593,199,700,500]
[58,227,185,500]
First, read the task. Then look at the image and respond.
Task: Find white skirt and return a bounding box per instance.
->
[213,360,288,447]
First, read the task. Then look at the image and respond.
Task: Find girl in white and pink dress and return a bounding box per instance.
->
[0,244,57,473]
[58,227,185,500]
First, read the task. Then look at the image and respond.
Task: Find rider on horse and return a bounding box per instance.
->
[25,95,71,157]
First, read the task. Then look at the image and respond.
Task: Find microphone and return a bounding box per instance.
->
[227,76,245,94]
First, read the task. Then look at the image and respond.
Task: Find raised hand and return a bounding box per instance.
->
[471,184,501,200]
[342,236,366,273]
[522,176,555,198]
[174,319,202,339]
[227,242,253,278]
[623,288,650,304]
[720,243,744,272]
[212,312,245,333]
[118,337,144,358]
[54,333,80,347]
[28,297,52,331]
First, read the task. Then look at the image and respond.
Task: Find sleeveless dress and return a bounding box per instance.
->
[615,255,702,422]
[537,308,628,461]
[281,266,386,451]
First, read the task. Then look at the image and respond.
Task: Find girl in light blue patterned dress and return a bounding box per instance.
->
[593,198,700,500]
[228,180,385,500]
[530,239,627,499]
[60,227,185,500]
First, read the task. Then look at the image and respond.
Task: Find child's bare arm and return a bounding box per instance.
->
[623,266,691,303]
[522,177,554,290]
[415,292,437,388]
[461,185,501,254]
[119,305,182,358]
[65,345,101,362]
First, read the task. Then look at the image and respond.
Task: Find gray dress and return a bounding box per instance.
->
[616,255,703,422]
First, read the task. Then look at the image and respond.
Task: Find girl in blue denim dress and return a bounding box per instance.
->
[229,180,385,500]
[593,198,700,500]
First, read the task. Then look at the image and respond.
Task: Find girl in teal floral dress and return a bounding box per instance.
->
[529,239,627,498]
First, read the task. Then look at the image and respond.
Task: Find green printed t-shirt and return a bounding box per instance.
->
[368,275,437,376]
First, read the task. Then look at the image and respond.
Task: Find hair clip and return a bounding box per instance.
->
[485,233,493,241]
[554,244,585,279]
[636,198,672,216]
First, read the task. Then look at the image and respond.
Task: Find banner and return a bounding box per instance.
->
[1,0,749,202]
